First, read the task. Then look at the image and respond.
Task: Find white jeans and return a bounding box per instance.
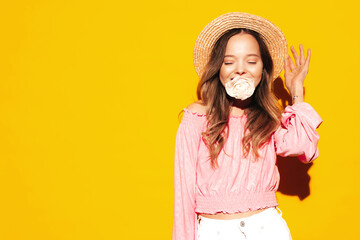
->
[196,207,292,240]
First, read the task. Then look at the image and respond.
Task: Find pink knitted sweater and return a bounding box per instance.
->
[172,102,322,240]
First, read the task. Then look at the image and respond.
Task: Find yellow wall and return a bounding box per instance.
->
[0,1,358,239]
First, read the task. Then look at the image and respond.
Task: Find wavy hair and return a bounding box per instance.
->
[196,28,282,169]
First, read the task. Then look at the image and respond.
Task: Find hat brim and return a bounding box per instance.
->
[193,12,287,80]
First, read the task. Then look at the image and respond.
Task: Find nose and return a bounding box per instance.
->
[235,62,246,75]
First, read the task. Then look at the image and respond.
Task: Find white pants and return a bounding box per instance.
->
[196,207,292,240]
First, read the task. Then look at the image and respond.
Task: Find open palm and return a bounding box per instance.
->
[284,44,311,95]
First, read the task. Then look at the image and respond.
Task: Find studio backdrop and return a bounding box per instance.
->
[0,1,359,239]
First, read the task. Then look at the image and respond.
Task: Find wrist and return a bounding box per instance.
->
[292,95,304,104]
[290,85,304,104]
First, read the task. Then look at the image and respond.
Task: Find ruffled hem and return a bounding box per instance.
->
[183,108,207,117]
[195,203,279,214]
[183,108,246,119]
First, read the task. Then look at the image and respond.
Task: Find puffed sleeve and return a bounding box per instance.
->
[172,110,203,240]
[274,102,323,163]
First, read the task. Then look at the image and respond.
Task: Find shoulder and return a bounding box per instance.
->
[178,101,207,132]
[186,100,208,115]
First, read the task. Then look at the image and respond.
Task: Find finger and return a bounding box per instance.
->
[291,46,300,66]
[299,44,305,65]
[284,55,291,75]
[305,48,311,68]
[287,55,296,72]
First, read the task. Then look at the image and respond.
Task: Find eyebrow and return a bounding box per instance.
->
[224,54,260,57]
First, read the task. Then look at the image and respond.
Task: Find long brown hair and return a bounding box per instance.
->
[196,28,282,169]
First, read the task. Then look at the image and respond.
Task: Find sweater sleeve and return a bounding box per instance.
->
[172,110,203,240]
[274,102,323,163]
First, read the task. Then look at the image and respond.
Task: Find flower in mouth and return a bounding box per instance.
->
[224,76,255,100]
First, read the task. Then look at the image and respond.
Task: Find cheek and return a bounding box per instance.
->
[252,64,263,78]
[219,66,230,86]
[252,64,263,86]
[254,76,262,87]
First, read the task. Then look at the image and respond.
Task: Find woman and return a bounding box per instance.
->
[173,12,322,240]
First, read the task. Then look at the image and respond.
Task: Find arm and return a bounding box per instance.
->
[276,45,322,162]
[172,113,201,240]
[274,102,322,163]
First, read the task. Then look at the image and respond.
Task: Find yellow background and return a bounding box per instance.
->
[0,0,359,239]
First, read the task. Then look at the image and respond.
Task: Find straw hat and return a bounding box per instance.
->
[193,12,287,80]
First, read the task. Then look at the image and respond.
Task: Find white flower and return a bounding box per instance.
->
[224,76,255,100]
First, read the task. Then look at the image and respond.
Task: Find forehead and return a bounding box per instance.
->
[225,32,261,55]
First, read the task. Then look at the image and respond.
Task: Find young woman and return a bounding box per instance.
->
[173,12,322,240]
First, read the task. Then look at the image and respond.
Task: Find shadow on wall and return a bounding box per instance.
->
[273,77,312,201]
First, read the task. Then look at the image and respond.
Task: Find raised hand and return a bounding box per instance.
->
[284,44,311,104]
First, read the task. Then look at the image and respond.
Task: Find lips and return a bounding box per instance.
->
[230,76,249,81]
